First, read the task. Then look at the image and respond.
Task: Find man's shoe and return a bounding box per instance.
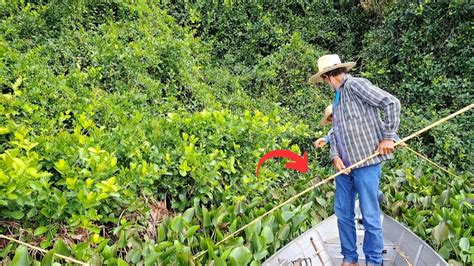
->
[341,262,359,266]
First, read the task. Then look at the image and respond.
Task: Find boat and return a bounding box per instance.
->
[263,202,447,266]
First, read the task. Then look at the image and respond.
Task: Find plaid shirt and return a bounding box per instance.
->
[329,75,401,168]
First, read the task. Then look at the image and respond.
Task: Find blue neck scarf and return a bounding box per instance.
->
[333,89,341,108]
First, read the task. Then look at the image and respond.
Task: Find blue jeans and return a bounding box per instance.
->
[334,163,383,265]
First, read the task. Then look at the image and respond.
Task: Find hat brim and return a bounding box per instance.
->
[308,62,356,84]
[320,115,331,126]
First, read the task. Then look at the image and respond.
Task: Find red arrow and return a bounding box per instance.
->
[256,150,308,176]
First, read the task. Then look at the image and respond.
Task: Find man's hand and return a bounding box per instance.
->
[378,139,394,155]
[333,156,350,174]
[313,138,327,148]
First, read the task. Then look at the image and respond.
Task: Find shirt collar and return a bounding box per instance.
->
[336,74,351,90]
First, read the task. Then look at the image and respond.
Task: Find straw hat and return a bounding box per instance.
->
[309,54,356,84]
[320,104,333,126]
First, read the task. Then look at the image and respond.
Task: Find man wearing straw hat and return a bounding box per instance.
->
[314,104,386,205]
[309,54,401,266]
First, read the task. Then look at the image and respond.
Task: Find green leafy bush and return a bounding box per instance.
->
[361,1,473,111]
[383,149,473,264]
[164,2,375,70]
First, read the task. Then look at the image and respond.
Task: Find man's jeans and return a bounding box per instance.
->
[335,163,383,265]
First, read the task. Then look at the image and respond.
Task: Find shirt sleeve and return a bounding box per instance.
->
[325,128,333,145]
[350,78,401,140]
[323,135,330,144]
[328,128,339,161]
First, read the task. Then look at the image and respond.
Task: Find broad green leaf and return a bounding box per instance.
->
[261,226,274,244]
[278,224,291,241]
[281,211,294,223]
[212,210,227,227]
[215,227,224,241]
[110,157,117,167]
[263,215,275,228]
[395,169,405,177]
[117,258,129,266]
[0,127,10,135]
[171,215,184,233]
[54,159,69,174]
[100,244,113,258]
[40,239,52,249]
[459,237,469,251]
[221,248,232,261]
[206,238,216,257]
[234,200,245,215]
[131,249,141,264]
[229,219,238,233]
[250,261,259,266]
[41,250,55,266]
[144,252,159,266]
[0,243,13,258]
[10,211,24,220]
[438,245,450,259]
[179,161,189,176]
[183,208,195,222]
[12,158,26,171]
[437,189,450,205]
[316,197,327,206]
[250,233,262,252]
[292,214,306,228]
[53,239,70,257]
[432,222,449,244]
[12,246,31,266]
[96,239,112,253]
[245,219,261,238]
[254,249,269,260]
[158,224,167,242]
[156,241,173,251]
[202,206,211,227]
[253,219,262,236]
[213,257,226,266]
[118,230,127,249]
[247,197,261,209]
[34,226,49,236]
[229,246,252,265]
[177,253,194,265]
[185,225,200,238]
[301,202,313,213]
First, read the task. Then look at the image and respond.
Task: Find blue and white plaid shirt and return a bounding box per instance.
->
[329,75,401,168]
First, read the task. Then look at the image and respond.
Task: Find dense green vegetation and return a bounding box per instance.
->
[0,1,472,265]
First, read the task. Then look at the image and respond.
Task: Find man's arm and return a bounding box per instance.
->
[351,78,401,140]
[314,129,332,148]
[328,130,349,172]
[323,128,332,145]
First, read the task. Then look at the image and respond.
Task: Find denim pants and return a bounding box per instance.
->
[334,163,383,265]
